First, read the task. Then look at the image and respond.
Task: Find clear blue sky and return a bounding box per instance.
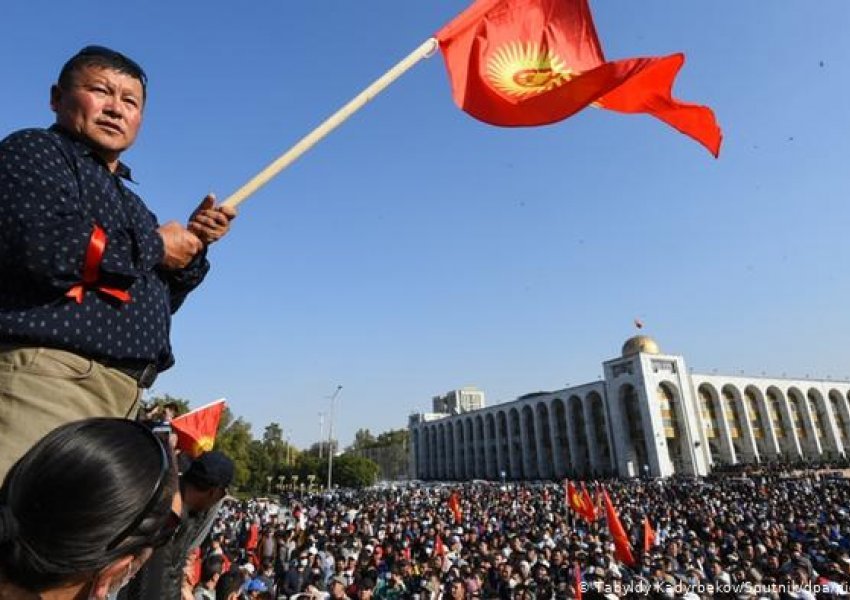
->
[2,1,849,449]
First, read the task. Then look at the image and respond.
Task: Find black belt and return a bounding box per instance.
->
[100,359,158,389]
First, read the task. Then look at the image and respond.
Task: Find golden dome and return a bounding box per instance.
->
[622,335,661,357]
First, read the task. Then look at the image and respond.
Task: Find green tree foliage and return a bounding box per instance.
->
[333,453,379,488]
[248,439,274,492]
[216,414,253,489]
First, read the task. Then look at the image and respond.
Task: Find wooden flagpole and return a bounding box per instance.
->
[221,37,439,208]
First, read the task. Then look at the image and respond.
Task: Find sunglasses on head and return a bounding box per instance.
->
[105,422,180,551]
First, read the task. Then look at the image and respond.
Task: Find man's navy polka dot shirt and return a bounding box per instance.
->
[0,126,209,371]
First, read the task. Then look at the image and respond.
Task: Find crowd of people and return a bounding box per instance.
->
[181,471,850,600]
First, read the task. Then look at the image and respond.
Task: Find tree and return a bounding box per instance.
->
[216,416,253,489]
[294,453,323,481]
[333,454,379,488]
[263,422,291,471]
[248,439,274,493]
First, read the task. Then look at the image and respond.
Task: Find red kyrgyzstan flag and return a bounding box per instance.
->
[171,399,226,459]
[566,481,595,522]
[602,488,636,566]
[580,484,598,522]
[435,0,721,156]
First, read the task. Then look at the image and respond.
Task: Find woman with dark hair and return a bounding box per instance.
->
[0,418,181,599]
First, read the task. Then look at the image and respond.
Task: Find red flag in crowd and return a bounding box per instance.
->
[435,0,722,156]
[245,521,260,551]
[643,516,657,553]
[566,481,596,522]
[574,564,583,600]
[434,534,446,557]
[602,488,636,566]
[448,491,463,524]
[171,398,226,458]
[580,484,598,522]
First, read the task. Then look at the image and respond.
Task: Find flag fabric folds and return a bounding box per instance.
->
[448,491,463,524]
[643,516,657,553]
[566,481,597,522]
[602,488,636,566]
[435,0,722,156]
[171,399,226,458]
[580,484,598,522]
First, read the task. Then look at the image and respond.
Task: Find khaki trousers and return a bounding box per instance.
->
[0,346,141,481]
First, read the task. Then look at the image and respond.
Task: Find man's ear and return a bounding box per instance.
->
[49,84,63,113]
[88,555,133,600]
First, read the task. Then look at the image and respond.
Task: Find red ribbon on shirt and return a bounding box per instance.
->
[65,223,131,304]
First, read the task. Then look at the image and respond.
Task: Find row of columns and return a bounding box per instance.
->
[697,383,850,466]
[411,392,617,481]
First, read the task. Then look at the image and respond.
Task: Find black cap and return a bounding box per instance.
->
[184,451,234,489]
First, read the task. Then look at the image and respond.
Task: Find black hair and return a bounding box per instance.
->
[200,554,224,584]
[0,418,177,592]
[216,571,243,598]
[57,45,148,100]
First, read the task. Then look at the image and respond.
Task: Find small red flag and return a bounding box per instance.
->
[448,491,463,525]
[580,484,598,522]
[574,564,583,600]
[245,521,260,551]
[566,481,596,522]
[171,399,226,458]
[602,488,636,566]
[434,534,446,557]
[643,516,657,553]
[435,0,721,156]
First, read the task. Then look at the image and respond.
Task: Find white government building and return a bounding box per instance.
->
[407,336,850,479]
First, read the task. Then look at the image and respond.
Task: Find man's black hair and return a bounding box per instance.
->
[200,554,224,584]
[58,45,147,100]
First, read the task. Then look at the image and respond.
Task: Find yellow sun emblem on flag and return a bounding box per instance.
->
[486,41,573,99]
[193,435,215,455]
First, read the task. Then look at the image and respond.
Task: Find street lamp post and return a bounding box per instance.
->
[285,430,292,466]
[326,385,343,491]
[318,412,325,459]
